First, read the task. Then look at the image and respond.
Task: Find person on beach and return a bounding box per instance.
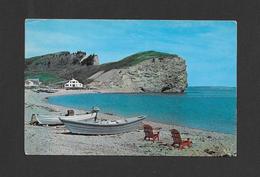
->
[92,106,100,122]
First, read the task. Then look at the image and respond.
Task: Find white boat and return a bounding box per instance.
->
[59,116,146,135]
[35,112,97,125]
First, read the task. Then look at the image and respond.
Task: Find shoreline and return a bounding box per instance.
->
[46,88,235,136]
[25,88,237,156]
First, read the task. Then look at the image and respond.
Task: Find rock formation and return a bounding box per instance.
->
[80,54,99,66]
[25,50,188,93]
[25,51,99,70]
[87,56,187,93]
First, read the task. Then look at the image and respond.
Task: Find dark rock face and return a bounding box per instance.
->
[80,54,99,66]
[75,51,86,58]
[25,51,99,70]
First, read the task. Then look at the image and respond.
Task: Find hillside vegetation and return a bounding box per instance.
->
[25,51,179,84]
[25,71,64,84]
[117,50,178,67]
[24,50,187,93]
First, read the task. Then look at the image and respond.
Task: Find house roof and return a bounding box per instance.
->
[26,78,40,82]
[65,78,83,84]
[25,78,41,85]
[25,79,40,84]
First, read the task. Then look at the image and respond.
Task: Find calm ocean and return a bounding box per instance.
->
[48,87,237,134]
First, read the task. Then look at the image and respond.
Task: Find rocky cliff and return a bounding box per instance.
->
[87,56,187,92]
[25,51,99,69]
[25,51,188,93]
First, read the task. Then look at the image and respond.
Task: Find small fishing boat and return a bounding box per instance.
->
[59,115,146,135]
[34,112,97,125]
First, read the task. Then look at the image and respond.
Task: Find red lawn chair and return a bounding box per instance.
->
[170,129,192,150]
[143,124,161,142]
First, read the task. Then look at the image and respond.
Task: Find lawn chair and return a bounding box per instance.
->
[143,124,161,142]
[170,129,192,150]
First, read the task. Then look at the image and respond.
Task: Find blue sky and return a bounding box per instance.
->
[25,19,237,86]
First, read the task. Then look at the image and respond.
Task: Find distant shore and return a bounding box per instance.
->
[25,88,237,156]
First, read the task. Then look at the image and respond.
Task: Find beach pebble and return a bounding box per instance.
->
[204,148,216,155]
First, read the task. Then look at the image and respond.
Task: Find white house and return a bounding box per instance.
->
[64,78,83,89]
[25,79,41,88]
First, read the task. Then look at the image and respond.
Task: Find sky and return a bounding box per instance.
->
[25,19,237,86]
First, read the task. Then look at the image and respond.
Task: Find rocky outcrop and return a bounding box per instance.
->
[87,56,187,93]
[25,50,188,93]
[80,54,99,66]
[25,51,99,70]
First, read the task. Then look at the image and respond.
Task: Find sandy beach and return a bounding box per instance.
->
[24,88,237,156]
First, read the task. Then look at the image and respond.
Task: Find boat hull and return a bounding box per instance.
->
[36,113,97,125]
[60,116,145,135]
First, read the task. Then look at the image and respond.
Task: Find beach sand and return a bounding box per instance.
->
[24,89,237,156]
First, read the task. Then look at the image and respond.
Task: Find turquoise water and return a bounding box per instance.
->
[48,87,237,134]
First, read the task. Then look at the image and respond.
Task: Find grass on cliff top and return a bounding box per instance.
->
[118,50,178,67]
[25,71,63,84]
[100,51,178,72]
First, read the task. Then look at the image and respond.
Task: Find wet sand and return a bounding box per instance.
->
[24,89,237,156]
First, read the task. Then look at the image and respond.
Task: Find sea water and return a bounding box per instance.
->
[48,87,237,134]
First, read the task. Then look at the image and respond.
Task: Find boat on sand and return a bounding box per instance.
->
[34,112,97,125]
[59,116,146,135]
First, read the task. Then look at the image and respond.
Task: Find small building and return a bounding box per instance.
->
[25,79,41,88]
[64,78,83,89]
